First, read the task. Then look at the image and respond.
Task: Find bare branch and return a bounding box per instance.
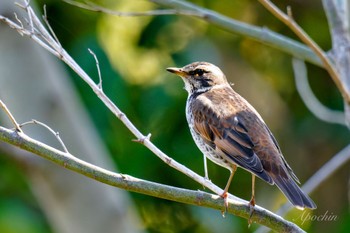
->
[322,0,350,126]
[20,119,70,154]
[292,58,345,126]
[0,1,308,230]
[14,13,24,32]
[258,0,350,108]
[256,143,350,233]
[63,0,202,17]
[275,144,350,229]
[132,133,152,144]
[63,0,323,67]
[0,99,23,132]
[42,5,61,47]
[0,14,60,56]
[88,48,102,90]
[0,126,305,233]
[5,0,227,199]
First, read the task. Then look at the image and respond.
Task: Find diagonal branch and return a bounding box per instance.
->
[258,0,350,106]
[0,126,305,232]
[256,142,350,233]
[0,1,223,197]
[0,100,23,132]
[64,0,322,67]
[63,0,203,17]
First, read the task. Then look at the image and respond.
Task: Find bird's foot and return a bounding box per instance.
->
[220,192,228,217]
[248,197,255,227]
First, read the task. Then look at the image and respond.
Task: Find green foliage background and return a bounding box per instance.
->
[1,0,349,232]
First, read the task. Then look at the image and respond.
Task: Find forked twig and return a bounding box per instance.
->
[0,99,70,154]
[88,48,103,90]
[0,0,229,206]
[20,120,70,154]
[42,5,61,47]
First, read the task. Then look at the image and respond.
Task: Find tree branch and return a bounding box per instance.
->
[63,0,203,17]
[258,0,350,114]
[19,119,70,153]
[0,1,306,231]
[302,144,350,201]
[292,58,345,126]
[64,0,322,67]
[322,0,350,125]
[65,0,350,125]
[0,100,23,132]
[256,142,350,233]
[0,126,305,233]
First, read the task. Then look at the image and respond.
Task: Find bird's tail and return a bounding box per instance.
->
[273,175,316,209]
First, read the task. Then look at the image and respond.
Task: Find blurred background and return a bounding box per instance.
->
[0,0,349,232]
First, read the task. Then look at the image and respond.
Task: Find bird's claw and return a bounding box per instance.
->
[220,192,228,217]
[248,198,255,226]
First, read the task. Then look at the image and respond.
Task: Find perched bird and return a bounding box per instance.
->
[166,61,316,215]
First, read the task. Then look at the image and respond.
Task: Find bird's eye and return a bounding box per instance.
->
[195,69,204,76]
[189,69,205,77]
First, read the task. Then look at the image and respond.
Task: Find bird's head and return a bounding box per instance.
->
[167,62,228,95]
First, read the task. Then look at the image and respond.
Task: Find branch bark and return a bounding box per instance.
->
[322,0,350,126]
[0,126,305,233]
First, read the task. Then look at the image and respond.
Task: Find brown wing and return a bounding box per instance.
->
[191,88,316,209]
[263,124,300,183]
[191,94,273,184]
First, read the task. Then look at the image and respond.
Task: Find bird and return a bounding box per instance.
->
[166,61,316,218]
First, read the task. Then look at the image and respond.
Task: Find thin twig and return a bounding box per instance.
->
[24,0,34,34]
[42,5,61,47]
[0,99,23,132]
[19,120,70,154]
[292,58,345,125]
[0,14,60,56]
[88,48,102,90]
[14,13,24,32]
[258,0,350,105]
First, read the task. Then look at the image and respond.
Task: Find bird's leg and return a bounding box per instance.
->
[203,154,209,181]
[220,165,237,216]
[248,175,256,225]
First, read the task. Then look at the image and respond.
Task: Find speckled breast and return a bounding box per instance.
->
[185,98,233,171]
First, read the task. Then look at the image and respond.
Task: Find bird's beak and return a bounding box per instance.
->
[166,67,187,78]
